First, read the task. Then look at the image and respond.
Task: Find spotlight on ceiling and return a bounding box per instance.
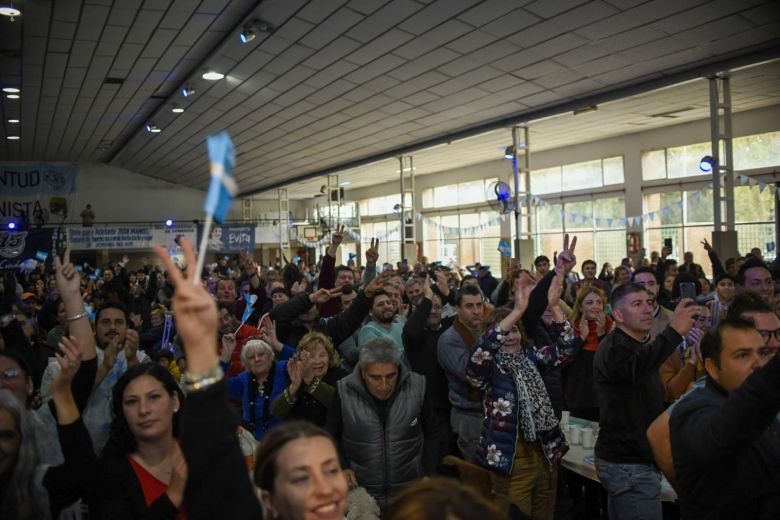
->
[6,94,20,99]
[2,87,20,93]
[165,219,174,227]
[7,221,17,230]
[145,123,161,134]
[503,146,515,159]
[181,85,195,98]
[699,155,716,173]
[6,135,20,140]
[0,3,21,21]
[240,18,275,43]
[171,103,184,113]
[8,118,19,123]
[202,70,224,81]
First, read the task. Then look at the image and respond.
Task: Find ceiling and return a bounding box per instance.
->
[1,0,779,200]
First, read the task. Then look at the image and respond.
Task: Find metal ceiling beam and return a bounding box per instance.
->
[239,44,780,198]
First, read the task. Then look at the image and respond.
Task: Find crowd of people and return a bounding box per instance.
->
[0,226,778,520]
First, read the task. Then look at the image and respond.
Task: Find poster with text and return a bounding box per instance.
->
[0,228,55,272]
[203,224,255,253]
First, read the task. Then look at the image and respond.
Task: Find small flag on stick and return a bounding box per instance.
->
[194,131,238,283]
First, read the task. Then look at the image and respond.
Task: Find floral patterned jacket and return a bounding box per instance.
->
[466,320,582,474]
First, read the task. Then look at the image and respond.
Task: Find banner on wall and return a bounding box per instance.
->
[202,224,255,253]
[152,223,198,250]
[0,164,77,222]
[0,228,55,271]
[67,226,154,250]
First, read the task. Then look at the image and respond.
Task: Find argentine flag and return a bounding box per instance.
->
[204,131,237,223]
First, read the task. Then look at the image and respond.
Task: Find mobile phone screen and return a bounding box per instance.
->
[679,282,696,302]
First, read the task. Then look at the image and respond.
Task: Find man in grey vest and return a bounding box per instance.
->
[326,337,438,508]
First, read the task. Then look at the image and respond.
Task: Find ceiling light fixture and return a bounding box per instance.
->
[573,105,598,116]
[202,70,224,81]
[6,94,20,99]
[240,18,275,43]
[171,103,184,113]
[8,118,19,123]
[0,2,21,21]
[145,123,161,134]
[7,135,20,140]
[181,85,195,98]
[2,87,20,93]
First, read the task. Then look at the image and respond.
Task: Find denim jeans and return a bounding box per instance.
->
[595,458,662,520]
[450,408,482,464]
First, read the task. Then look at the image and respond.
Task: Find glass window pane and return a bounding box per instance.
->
[644,192,683,226]
[564,201,593,231]
[603,156,624,185]
[685,190,713,224]
[594,196,625,229]
[433,185,459,208]
[642,149,666,180]
[480,212,502,236]
[535,203,563,232]
[458,180,485,206]
[733,131,780,170]
[422,188,434,208]
[440,215,459,239]
[572,232,595,269]
[531,166,561,195]
[562,159,602,190]
[734,185,775,223]
[683,226,714,277]
[460,213,481,238]
[666,142,711,179]
[736,223,776,261]
[595,230,627,270]
[534,233,565,265]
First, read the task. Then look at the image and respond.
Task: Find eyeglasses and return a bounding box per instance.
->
[1,369,20,381]
[756,328,780,343]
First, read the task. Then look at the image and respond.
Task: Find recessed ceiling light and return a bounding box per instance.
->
[171,103,184,113]
[8,119,19,123]
[181,85,195,98]
[2,87,20,93]
[339,181,351,186]
[7,135,20,140]
[0,5,21,21]
[145,123,161,134]
[202,70,224,81]
[6,94,20,99]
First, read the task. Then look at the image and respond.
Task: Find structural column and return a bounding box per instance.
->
[709,74,738,259]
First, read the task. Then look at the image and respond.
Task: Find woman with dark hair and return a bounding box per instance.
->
[597,262,614,284]
[466,272,584,519]
[254,421,349,519]
[89,362,188,519]
[153,238,344,519]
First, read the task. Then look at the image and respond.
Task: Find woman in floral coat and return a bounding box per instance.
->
[467,271,586,519]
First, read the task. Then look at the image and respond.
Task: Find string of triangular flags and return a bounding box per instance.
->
[291,175,777,247]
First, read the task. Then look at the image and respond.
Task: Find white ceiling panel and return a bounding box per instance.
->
[0,0,778,199]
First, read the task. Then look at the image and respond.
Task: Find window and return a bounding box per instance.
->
[643,185,776,273]
[641,131,780,180]
[532,196,626,272]
[530,157,624,195]
[359,220,401,264]
[422,211,503,277]
[421,178,497,209]
[358,194,411,217]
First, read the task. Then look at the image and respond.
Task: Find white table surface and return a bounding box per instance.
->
[560,418,677,503]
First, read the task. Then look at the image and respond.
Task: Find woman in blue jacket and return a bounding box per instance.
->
[467,272,585,519]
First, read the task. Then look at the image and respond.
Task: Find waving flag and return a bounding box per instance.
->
[204,131,237,223]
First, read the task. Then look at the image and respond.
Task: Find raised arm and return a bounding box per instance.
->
[154,238,262,519]
[54,249,97,362]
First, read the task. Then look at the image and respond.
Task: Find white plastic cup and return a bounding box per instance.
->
[561,410,571,426]
[581,427,594,449]
[569,425,581,445]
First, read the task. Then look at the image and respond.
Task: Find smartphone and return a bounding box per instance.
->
[679,282,697,302]
[402,259,408,267]
[664,238,673,250]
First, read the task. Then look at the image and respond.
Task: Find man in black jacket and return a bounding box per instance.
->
[670,318,780,519]
[593,283,698,520]
[402,276,455,462]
